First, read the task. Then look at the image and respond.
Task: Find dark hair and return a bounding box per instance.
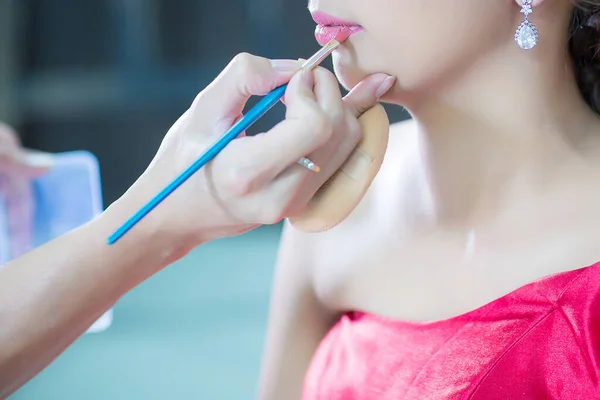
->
[570,2,600,113]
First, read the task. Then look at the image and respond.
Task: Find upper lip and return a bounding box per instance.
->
[310,11,360,27]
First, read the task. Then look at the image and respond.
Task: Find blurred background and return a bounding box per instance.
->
[1,0,409,398]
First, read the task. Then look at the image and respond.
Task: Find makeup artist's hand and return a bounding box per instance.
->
[0,122,52,176]
[0,57,394,393]
[0,53,394,396]
[0,122,53,260]
[115,53,394,251]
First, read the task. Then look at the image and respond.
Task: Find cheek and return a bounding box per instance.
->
[331,35,398,91]
[331,53,366,91]
[331,16,441,92]
[330,1,435,89]
[331,1,509,95]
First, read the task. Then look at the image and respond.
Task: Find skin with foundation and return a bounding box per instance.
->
[259,0,600,398]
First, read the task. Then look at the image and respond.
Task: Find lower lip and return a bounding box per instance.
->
[314,25,363,46]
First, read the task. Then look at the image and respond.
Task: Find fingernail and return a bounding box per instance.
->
[375,75,396,99]
[22,152,54,168]
[270,59,301,72]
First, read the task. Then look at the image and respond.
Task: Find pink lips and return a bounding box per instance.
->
[311,11,363,46]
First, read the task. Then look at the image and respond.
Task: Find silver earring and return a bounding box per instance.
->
[515,0,538,50]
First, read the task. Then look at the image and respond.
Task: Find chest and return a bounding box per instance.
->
[310,185,600,323]
[302,298,598,400]
[309,129,600,321]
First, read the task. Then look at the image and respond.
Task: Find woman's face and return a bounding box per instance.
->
[308,0,516,103]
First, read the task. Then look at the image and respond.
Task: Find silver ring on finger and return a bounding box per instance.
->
[297,157,320,173]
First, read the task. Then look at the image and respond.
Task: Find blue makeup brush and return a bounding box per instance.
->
[107,39,341,245]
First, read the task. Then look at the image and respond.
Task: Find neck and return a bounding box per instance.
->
[397,28,600,227]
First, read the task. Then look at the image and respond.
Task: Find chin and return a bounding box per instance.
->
[332,55,405,106]
[330,45,415,107]
[331,53,371,92]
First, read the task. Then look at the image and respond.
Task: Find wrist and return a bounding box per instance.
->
[98,194,199,276]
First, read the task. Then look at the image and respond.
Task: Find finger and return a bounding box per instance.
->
[0,122,21,148]
[0,123,22,165]
[12,150,54,177]
[190,54,304,128]
[3,176,34,258]
[281,58,307,107]
[313,67,344,114]
[262,160,312,220]
[343,73,396,117]
[0,123,52,176]
[236,70,331,182]
[282,69,318,119]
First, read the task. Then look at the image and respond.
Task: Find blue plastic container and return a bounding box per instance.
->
[0,150,112,333]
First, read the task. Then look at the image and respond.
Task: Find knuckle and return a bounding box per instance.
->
[346,118,362,143]
[314,66,336,81]
[331,108,345,125]
[310,112,333,139]
[189,92,202,110]
[231,52,262,76]
[231,176,253,197]
[226,166,261,197]
[232,52,254,66]
[229,53,273,95]
[219,139,269,197]
[260,204,286,225]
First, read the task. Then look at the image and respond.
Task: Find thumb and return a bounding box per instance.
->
[189,54,303,128]
[343,73,396,117]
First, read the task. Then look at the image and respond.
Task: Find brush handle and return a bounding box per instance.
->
[107,84,288,244]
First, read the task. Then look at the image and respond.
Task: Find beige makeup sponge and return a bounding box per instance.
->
[289,103,390,232]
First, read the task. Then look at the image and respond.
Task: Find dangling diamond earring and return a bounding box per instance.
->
[514,0,538,50]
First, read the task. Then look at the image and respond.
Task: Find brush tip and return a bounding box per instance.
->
[333,28,352,44]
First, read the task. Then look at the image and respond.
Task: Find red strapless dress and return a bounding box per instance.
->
[302,262,600,399]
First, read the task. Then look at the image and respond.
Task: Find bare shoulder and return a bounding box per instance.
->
[379,118,418,179]
[349,118,418,220]
[388,118,417,136]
